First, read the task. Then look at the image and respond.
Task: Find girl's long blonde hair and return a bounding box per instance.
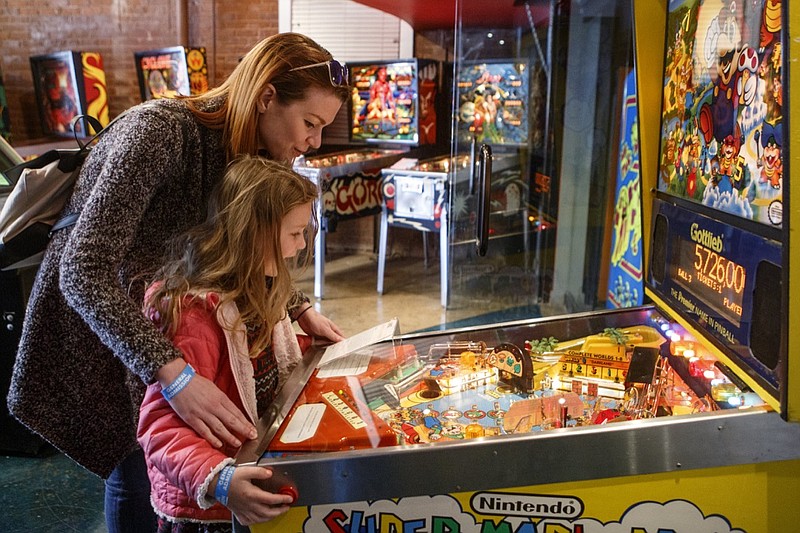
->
[146,156,318,357]
[186,32,350,161]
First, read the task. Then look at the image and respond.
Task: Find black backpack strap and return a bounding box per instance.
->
[70,108,134,150]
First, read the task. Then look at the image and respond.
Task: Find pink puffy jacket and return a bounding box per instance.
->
[137,292,302,523]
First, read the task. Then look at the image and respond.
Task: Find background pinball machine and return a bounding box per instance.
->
[236,0,800,531]
[378,59,557,307]
[292,58,450,299]
[29,50,110,138]
[133,46,209,101]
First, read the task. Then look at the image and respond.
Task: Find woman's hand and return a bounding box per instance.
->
[156,359,257,448]
[223,466,293,525]
[296,306,345,343]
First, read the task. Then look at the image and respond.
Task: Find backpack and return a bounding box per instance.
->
[0,113,125,269]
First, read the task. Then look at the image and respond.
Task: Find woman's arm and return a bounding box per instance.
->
[155,359,257,448]
[60,105,190,381]
[62,103,254,446]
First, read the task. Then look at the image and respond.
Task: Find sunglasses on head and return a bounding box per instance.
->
[289,59,349,87]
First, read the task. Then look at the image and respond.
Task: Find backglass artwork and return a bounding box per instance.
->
[134,46,208,102]
[30,51,109,137]
[658,0,783,227]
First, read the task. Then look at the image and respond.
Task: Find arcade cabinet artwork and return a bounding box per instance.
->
[659,0,783,227]
[453,61,532,246]
[350,60,439,145]
[651,0,786,404]
[134,46,208,102]
[349,61,419,144]
[30,51,110,137]
[607,69,644,309]
[456,61,529,146]
[365,67,397,134]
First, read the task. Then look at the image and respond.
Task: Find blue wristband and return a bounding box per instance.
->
[161,364,195,401]
[214,465,236,506]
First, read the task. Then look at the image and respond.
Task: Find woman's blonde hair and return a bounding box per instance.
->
[146,156,318,357]
[187,33,350,161]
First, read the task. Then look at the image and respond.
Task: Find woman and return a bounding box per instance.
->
[8,32,348,533]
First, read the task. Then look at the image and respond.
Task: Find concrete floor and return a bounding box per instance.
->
[1,449,106,533]
[294,252,547,336]
[295,252,450,336]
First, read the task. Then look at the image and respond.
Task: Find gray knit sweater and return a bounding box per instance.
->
[7,98,228,477]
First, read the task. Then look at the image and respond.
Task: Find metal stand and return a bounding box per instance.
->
[314,205,326,300]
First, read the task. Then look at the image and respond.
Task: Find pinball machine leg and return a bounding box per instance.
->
[422,231,429,268]
[377,209,388,294]
[314,215,326,300]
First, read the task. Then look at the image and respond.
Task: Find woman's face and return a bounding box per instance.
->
[264,201,313,275]
[257,85,342,162]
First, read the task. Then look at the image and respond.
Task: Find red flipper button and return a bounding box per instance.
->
[278,485,298,504]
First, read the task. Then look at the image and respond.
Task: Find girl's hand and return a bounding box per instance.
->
[156,359,257,449]
[296,306,345,342]
[224,466,293,525]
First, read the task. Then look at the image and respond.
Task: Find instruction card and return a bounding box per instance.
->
[317,318,400,372]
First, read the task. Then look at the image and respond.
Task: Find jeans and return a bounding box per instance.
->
[104,448,157,533]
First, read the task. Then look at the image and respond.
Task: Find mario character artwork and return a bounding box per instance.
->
[657,0,783,226]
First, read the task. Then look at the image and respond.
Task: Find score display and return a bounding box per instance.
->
[648,199,782,391]
[671,226,747,326]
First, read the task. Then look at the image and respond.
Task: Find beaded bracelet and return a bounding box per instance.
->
[161,364,195,401]
[214,465,236,506]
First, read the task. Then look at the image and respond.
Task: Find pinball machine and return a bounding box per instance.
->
[236,0,800,531]
[293,58,445,299]
[378,60,556,307]
[238,303,800,531]
[378,150,543,307]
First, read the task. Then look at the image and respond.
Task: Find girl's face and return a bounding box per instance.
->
[264,201,314,275]
[257,85,342,162]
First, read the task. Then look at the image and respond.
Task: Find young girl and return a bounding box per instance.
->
[137,156,318,531]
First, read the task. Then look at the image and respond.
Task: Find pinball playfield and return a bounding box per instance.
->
[261,313,755,459]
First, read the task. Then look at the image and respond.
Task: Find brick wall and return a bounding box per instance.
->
[0,0,279,143]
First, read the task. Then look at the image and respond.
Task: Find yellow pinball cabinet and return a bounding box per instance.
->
[237,1,800,531]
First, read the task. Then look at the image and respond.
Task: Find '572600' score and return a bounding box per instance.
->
[673,237,746,325]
